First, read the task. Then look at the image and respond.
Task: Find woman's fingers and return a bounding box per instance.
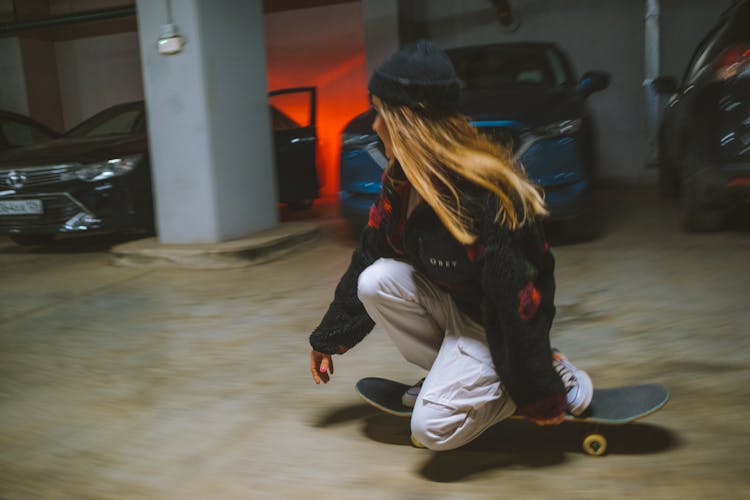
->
[310,351,322,384]
[310,351,333,384]
[321,355,333,375]
[318,355,332,383]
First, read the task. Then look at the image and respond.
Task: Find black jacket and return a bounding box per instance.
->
[310,163,566,419]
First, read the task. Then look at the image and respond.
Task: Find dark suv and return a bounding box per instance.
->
[653,0,750,231]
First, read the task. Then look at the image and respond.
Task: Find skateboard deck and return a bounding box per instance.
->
[355,377,670,455]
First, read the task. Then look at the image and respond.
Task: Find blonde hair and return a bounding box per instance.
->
[372,96,547,245]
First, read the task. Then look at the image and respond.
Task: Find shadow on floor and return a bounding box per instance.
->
[314,401,681,481]
[0,232,150,254]
[312,403,379,428]
[350,411,680,482]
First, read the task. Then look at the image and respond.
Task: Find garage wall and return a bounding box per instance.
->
[55,32,144,129]
[19,38,65,131]
[362,0,399,80]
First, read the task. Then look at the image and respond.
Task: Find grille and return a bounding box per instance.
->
[0,193,87,232]
[0,164,77,189]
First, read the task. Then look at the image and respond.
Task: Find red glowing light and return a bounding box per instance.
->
[266,62,369,195]
[264,5,370,196]
[715,44,750,80]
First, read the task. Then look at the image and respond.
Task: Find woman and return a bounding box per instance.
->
[309,40,592,451]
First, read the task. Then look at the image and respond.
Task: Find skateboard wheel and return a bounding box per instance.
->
[410,434,426,449]
[582,433,607,456]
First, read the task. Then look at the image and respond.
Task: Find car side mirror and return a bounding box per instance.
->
[651,76,678,95]
[577,71,611,97]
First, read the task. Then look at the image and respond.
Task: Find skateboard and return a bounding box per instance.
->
[355,377,670,456]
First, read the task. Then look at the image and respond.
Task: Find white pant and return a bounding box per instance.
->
[358,258,517,451]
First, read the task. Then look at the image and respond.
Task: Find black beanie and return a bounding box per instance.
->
[368,40,461,114]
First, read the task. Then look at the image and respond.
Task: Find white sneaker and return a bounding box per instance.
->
[401,378,425,408]
[552,349,593,416]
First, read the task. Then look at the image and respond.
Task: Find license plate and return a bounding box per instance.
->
[0,199,44,215]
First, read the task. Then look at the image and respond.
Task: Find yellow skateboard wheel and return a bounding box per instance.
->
[582,433,607,456]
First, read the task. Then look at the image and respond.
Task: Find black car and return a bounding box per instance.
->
[340,42,609,240]
[653,0,750,231]
[0,92,319,246]
[0,110,59,151]
[0,102,153,246]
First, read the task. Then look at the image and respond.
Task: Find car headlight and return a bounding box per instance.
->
[75,154,143,182]
[534,119,582,138]
[342,132,379,148]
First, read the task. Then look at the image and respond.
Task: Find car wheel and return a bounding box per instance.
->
[682,153,724,232]
[10,234,56,246]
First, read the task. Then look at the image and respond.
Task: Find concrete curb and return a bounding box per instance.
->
[110,221,320,269]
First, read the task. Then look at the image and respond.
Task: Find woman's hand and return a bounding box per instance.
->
[528,413,565,426]
[519,394,567,426]
[310,350,334,384]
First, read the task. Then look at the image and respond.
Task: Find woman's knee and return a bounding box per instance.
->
[356,264,382,305]
[357,259,411,305]
[410,396,514,451]
[410,404,471,451]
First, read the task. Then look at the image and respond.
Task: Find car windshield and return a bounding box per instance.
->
[447,45,571,90]
[66,104,145,138]
[1,116,57,149]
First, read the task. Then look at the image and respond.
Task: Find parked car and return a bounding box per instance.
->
[0,101,152,246]
[340,42,609,240]
[652,0,750,231]
[0,89,319,246]
[0,110,59,151]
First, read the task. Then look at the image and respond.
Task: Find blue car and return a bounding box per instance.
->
[340,42,609,240]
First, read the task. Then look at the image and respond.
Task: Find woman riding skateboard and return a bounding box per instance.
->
[309,40,593,450]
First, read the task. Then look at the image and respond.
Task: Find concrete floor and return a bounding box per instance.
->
[1,188,749,499]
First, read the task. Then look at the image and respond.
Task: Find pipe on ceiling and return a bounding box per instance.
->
[0,6,136,35]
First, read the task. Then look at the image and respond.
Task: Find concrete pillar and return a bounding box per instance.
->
[644,0,660,166]
[135,0,277,244]
[0,38,29,115]
[362,0,399,79]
